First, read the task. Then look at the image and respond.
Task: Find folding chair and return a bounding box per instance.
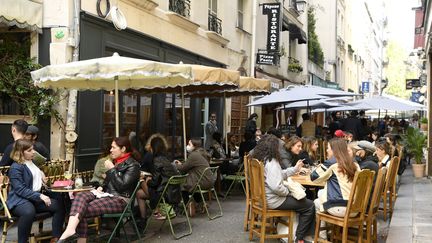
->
[101,179,143,243]
[144,174,192,239]
[189,166,223,220]
[223,162,246,200]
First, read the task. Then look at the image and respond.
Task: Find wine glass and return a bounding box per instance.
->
[64,171,72,189]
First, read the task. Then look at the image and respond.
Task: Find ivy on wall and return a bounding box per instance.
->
[0,33,63,125]
[308,7,324,68]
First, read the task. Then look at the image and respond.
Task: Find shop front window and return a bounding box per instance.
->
[164,94,190,158]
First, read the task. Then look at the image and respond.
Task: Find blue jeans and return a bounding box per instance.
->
[11,198,65,243]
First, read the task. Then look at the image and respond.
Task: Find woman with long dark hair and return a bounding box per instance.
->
[58,137,141,242]
[311,138,360,217]
[253,134,315,243]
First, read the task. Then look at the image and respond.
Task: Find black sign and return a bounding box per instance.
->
[262,3,281,53]
[406,79,421,89]
[256,53,276,65]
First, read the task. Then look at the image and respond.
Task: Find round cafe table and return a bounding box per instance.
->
[50,185,94,193]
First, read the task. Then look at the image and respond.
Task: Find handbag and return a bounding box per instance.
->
[284,177,306,200]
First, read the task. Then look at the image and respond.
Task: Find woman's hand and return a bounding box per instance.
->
[104,159,115,170]
[40,194,51,206]
[97,186,103,192]
[295,159,304,172]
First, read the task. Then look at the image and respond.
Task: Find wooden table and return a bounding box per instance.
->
[50,185,94,193]
[290,174,325,187]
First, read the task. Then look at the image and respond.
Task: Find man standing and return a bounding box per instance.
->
[205,112,218,150]
[297,113,316,137]
[0,119,28,166]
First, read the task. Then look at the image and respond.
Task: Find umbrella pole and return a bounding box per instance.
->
[224,92,228,154]
[181,87,187,161]
[115,76,119,137]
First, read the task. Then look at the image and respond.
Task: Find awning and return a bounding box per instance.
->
[0,0,43,33]
[282,15,307,44]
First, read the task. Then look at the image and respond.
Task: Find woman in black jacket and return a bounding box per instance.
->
[58,137,141,242]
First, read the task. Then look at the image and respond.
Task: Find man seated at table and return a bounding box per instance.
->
[0,119,28,166]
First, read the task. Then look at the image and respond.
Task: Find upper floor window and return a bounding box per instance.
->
[169,0,191,18]
[208,0,222,34]
[237,0,244,29]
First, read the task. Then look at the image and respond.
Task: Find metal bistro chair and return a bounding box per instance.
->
[101,179,143,243]
[188,166,223,220]
[223,162,246,200]
[144,174,192,239]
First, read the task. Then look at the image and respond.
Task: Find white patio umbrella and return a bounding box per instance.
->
[248,85,359,106]
[312,103,371,113]
[32,53,240,160]
[31,53,194,137]
[278,99,342,109]
[346,96,424,111]
[187,76,271,152]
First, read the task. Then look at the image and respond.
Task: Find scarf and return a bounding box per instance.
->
[115,152,131,165]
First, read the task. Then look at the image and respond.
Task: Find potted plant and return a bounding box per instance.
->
[403,127,427,177]
[420,117,428,131]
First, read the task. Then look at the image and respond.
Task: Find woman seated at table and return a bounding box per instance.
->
[375,139,392,168]
[208,132,226,159]
[58,137,140,242]
[311,138,360,217]
[7,139,65,243]
[253,134,315,243]
[299,136,319,166]
[284,136,304,168]
[137,135,180,222]
[90,146,111,186]
[174,138,215,212]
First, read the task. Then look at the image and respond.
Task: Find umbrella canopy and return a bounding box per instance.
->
[31,52,194,91]
[312,103,371,113]
[382,94,426,110]
[247,84,360,106]
[185,76,270,97]
[278,99,341,109]
[346,96,424,111]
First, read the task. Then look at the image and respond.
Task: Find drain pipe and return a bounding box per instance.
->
[64,0,80,171]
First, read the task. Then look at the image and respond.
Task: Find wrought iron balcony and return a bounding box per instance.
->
[169,0,191,18]
[208,11,222,35]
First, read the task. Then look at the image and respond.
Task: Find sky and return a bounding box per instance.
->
[385,0,419,52]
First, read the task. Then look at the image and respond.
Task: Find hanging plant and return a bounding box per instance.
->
[0,34,64,126]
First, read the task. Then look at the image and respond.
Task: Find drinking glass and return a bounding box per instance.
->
[64,171,73,188]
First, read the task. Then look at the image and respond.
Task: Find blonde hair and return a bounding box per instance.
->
[302,136,318,161]
[10,139,33,163]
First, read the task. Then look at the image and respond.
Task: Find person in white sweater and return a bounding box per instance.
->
[252,134,315,243]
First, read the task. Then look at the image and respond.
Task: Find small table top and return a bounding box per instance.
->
[291,174,325,187]
[50,185,94,192]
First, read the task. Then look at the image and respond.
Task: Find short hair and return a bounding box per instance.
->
[267,127,282,139]
[113,136,141,160]
[10,139,33,163]
[302,113,310,120]
[13,119,29,135]
[190,137,203,148]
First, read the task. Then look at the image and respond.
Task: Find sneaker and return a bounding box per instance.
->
[153,212,166,220]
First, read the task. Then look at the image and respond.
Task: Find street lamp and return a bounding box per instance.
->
[295,0,307,13]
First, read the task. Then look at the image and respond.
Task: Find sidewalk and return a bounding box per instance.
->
[387,165,432,243]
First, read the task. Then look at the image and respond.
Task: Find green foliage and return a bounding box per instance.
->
[288,58,303,73]
[385,41,411,98]
[420,117,428,124]
[308,7,324,68]
[0,35,63,125]
[403,127,427,164]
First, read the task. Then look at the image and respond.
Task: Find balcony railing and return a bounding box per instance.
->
[208,11,222,35]
[169,0,191,18]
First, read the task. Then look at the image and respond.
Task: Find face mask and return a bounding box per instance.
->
[186,145,193,152]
